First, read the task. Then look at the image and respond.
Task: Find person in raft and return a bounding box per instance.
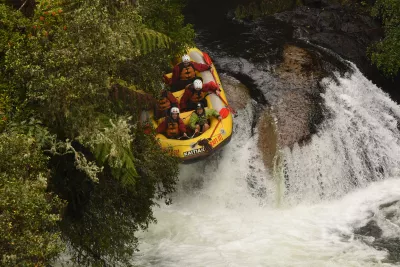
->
[180,79,219,112]
[171,54,212,92]
[154,88,179,120]
[156,107,188,139]
[189,103,221,136]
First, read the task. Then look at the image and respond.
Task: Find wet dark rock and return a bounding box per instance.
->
[275,6,382,68]
[219,74,251,110]
[273,45,325,147]
[379,200,400,210]
[354,220,382,239]
[304,0,339,8]
[258,110,277,170]
[353,201,400,264]
[373,238,400,263]
[303,0,322,8]
[257,45,329,169]
[274,4,400,102]
[385,211,397,221]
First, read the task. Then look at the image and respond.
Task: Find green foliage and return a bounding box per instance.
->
[0,4,29,55]
[0,91,9,131]
[81,116,139,188]
[59,126,179,266]
[138,0,195,55]
[368,0,400,77]
[132,28,173,55]
[3,0,185,136]
[1,0,188,265]
[0,131,65,267]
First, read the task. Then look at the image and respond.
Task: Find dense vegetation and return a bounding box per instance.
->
[368,0,400,77]
[0,0,194,266]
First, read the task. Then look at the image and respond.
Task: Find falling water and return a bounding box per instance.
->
[279,63,400,206]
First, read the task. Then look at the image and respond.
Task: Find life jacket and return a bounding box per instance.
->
[189,87,207,103]
[166,117,179,137]
[179,62,196,81]
[158,97,171,111]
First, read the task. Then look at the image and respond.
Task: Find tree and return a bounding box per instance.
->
[0,0,193,265]
[0,128,64,267]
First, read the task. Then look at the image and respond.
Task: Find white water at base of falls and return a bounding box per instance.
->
[133,178,400,267]
[132,65,400,267]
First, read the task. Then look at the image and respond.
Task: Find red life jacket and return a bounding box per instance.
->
[166,117,179,138]
[158,97,171,111]
[189,86,207,103]
[179,62,196,81]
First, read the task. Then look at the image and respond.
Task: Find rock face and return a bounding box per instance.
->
[275,5,382,73]
[258,45,324,169]
[258,112,277,170]
[219,74,251,111]
[274,45,322,147]
[274,4,400,101]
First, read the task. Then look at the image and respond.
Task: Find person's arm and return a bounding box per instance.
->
[156,120,166,133]
[202,81,219,92]
[178,119,187,134]
[167,91,179,107]
[179,88,191,111]
[189,113,198,129]
[171,65,180,84]
[163,74,172,86]
[192,62,211,72]
[207,109,220,119]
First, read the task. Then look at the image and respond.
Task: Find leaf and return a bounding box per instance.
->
[93,142,111,165]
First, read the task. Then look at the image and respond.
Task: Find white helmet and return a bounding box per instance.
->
[182,54,190,63]
[170,107,180,114]
[193,79,203,90]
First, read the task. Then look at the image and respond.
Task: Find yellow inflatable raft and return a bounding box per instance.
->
[143,48,234,163]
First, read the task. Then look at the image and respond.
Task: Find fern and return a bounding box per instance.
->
[110,146,137,187]
[131,28,171,55]
[93,142,111,166]
[81,116,139,189]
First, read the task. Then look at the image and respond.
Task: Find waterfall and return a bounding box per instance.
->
[279,64,400,206]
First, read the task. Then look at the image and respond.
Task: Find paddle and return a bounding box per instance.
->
[190,107,230,150]
[202,52,236,115]
[190,131,201,139]
[207,107,229,139]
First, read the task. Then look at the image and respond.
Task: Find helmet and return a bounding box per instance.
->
[193,79,203,90]
[170,107,180,114]
[182,54,190,63]
[196,103,204,110]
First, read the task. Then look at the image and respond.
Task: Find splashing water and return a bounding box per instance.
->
[132,66,400,266]
[280,64,400,206]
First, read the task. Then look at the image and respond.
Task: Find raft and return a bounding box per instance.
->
[142,48,233,163]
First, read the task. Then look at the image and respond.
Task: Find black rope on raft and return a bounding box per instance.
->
[197,139,213,152]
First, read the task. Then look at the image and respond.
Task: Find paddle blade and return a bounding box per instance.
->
[202,52,213,65]
[219,107,230,119]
